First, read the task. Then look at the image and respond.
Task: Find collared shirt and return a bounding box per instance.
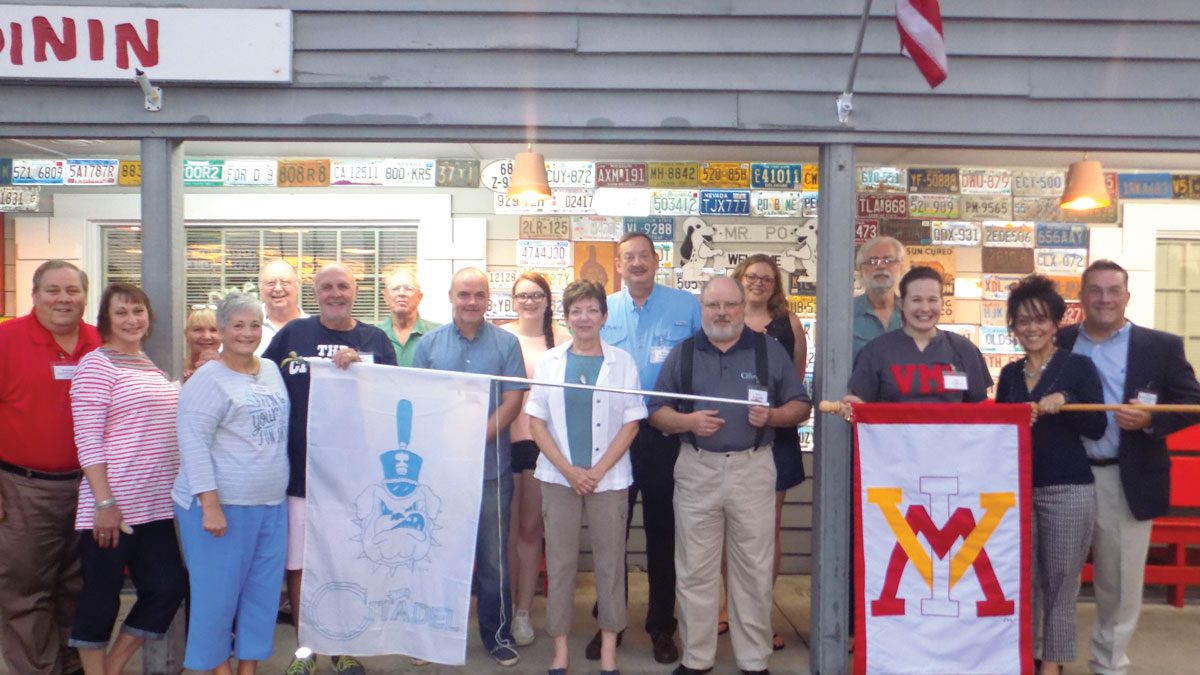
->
[255,307,310,356]
[0,312,100,471]
[600,284,702,393]
[411,321,528,480]
[649,327,810,453]
[375,314,441,367]
[853,293,902,360]
[1073,321,1132,460]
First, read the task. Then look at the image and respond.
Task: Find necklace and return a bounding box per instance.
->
[1024,360,1048,381]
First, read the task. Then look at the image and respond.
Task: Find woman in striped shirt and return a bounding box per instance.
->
[69,283,185,675]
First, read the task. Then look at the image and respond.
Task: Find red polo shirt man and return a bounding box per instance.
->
[0,260,100,675]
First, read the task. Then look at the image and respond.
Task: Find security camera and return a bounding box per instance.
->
[134,69,162,112]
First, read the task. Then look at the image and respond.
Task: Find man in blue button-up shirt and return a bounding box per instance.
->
[596,232,701,664]
[412,267,527,667]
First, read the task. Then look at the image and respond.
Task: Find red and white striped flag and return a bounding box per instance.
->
[896,0,948,87]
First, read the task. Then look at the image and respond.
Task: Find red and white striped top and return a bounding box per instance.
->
[70,347,180,530]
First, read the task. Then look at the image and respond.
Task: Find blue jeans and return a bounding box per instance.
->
[475,474,514,651]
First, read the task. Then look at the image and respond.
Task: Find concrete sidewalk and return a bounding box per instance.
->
[4,574,1198,674]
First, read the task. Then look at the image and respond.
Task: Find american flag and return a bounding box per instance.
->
[896,0,948,88]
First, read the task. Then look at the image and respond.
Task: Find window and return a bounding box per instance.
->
[102,224,418,322]
[1155,238,1200,367]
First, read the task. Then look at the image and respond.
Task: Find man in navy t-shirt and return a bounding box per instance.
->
[262,263,395,675]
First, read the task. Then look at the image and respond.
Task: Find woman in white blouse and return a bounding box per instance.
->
[526,280,646,675]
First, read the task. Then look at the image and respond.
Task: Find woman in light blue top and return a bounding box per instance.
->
[173,292,290,675]
[526,281,646,675]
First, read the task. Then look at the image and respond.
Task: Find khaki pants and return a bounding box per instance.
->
[673,444,775,672]
[0,469,82,675]
[541,482,628,636]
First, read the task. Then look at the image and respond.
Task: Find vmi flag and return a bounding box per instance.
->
[302,361,490,664]
[854,404,1032,675]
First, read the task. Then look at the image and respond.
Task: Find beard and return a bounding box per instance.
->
[703,319,741,343]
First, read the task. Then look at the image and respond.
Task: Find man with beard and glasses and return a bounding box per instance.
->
[852,236,905,359]
[648,276,810,675]
[256,259,308,355]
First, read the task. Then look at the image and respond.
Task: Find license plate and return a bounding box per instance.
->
[979,326,1022,354]
[65,159,118,185]
[183,159,225,187]
[980,301,1008,327]
[788,294,816,318]
[1035,248,1088,273]
[1062,302,1083,325]
[855,219,879,243]
[519,215,571,240]
[381,159,436,187]
[331,159,385,186]
[982,221,1035,248]
[1011,169,1066,197]
[985,352,1023,373]
[435,159,480,188]
[648,162,698,188]
[650,189,699,215]
[546,161,595,189]
[699,162,750,189]
[481,159,514,193]
[550,189,595,214]
[699,190,751,215]
[116,160,142,186]
[11,159,64,185]
[223,159,277,186]
[751,190,800,217]
[1116,173,1171,200]
[277,159,330,188]
[801,164,819,191]
[655,242,675,268]
[0,185,40,211]
[801,192,818,217]
[751,163,803,189]
[516,239,572,268]
[486,291,517,320]
[493,192,549,214]
[981,274,1024,300]
[856,193,908,218]
[907,193,960,218]
[1048,275,1083,300]
[908,168,960,193]
[880,219,931,245]
[982,247,1035,274]
[1035,222,1089,248]
[624,216,675,241]
[572,215,623,241]
[857,166,907,193]
[929,220,981,247]
[1012,196,1065,222]
[1171,174,1200,199]
[941,323,979,344]
[960,194,1013,220]
[959,168,1011,194]
[488,267,573,291]
[595,162,647,188]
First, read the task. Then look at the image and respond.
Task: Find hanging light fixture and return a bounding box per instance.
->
[508,144,551,202]
[1060,153,1111,211]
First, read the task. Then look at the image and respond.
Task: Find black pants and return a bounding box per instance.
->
[594,423,680,635]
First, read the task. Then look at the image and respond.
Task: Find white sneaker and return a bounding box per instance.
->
[511,610,535,646]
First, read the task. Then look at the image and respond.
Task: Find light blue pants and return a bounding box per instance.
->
[175,500,287,670]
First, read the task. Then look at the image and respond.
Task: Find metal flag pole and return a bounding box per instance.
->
[815,400,1200,414]
[838,0,876,125]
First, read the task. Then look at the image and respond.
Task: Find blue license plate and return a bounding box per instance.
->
[700,190,750,215]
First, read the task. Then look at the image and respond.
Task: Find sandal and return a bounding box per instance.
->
[772,633,785,651]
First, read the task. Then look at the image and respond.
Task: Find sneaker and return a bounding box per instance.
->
[285,653,317,675]
[489,644,521,667]
[511,610,535,646]
[331,655,366,674]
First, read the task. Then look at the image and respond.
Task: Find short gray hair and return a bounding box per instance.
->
[700,275,745,304]
[216,292,263,330]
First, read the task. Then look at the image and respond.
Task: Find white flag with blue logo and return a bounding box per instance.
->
[302,361,490,664]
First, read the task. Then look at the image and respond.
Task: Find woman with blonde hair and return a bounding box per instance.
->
[183,305,219,382]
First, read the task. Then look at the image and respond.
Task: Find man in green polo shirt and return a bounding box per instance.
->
[375,268,440,366]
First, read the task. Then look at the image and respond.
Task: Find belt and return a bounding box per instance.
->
[1089,457,1119,467]
[0,459,83,481]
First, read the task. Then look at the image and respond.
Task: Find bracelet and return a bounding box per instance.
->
[95,498,117,510]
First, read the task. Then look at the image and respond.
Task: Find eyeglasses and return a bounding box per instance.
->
[261,278,294,289]
[742,273,775,287]
[515,292,547,302]
[864,256,898,267]
[702,301,744,312]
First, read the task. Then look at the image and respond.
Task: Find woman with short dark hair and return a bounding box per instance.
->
[995,274,1106,675]
[69,283,185,675]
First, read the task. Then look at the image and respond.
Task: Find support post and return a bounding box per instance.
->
[138,138,185,379]
[811,143,857,675]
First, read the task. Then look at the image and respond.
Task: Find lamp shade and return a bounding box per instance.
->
[1060,158,1111,211]
[508,149,551,202]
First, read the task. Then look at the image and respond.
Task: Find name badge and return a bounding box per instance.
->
[649,345,672,364]
[1136,390,1158,406]
[943,372,969,391]
[360,352,376,364]
[747,384,769,406]
[52,364,77,380]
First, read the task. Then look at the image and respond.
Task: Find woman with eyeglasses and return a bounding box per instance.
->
[183,305,219,382]
[68,283,185,675]
[994,275,1105,675]
[726,253,808,651]
[501,271,571,647]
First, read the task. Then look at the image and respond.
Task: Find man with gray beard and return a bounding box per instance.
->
[852,235,905,358]
[648,276,811,675]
